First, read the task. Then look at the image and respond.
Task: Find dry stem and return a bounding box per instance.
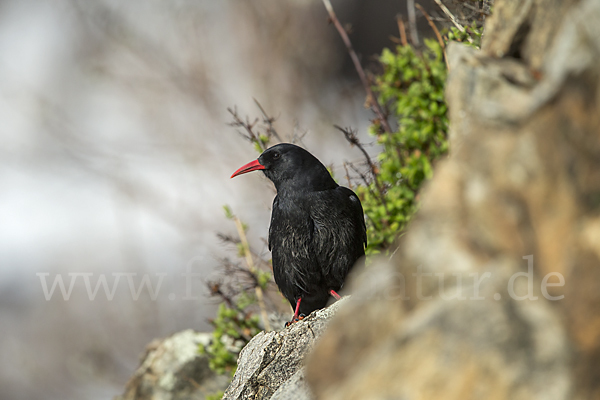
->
[233,216,271,331]
[335,125,388,214]
[415,4,450,70]
[433,0,466,33]
[397,16,408,46]
[321,0,392,134]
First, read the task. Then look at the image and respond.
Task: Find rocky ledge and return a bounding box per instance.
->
[222,298,346,400]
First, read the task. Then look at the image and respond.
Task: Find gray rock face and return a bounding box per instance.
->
[222,299,346,400]
[270,369,312,400]
[115,330,230,400]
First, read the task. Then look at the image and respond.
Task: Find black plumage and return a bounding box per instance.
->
[231,143,367,321]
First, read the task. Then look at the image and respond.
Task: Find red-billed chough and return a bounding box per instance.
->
[231,143,366,324]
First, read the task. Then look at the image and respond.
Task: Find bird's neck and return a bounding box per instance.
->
[276,174,337,197]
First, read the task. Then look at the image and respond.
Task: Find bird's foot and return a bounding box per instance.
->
[329,289,341,300]
[285,313,306,327]
[285,297,303,327]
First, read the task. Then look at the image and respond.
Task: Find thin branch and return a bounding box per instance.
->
[433,0,466,32]
[348,162,371,188]
[460,1,491,16]
[253,98,282,142]
[217,232,240,244]
[415,4,450,70]
[433,0,475,45]
[290,121,308,145]
[342,162,353,189]
[206,281,239,311]
[227,107,267,151]
[397,15,408,46]
[407,0,420,46]
[217,233,272,270]
[321,0,392,134]
[335,125,388,213]
[346,162,383,230]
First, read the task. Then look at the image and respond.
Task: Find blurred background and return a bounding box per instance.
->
[0,0,434,398]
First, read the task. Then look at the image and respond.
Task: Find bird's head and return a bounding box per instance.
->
[230,143,337,192]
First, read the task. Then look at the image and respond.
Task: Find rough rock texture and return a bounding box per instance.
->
[305,0,600,399]
[115,330,230,400]
[222,299,347,400]
[269,369,312,400]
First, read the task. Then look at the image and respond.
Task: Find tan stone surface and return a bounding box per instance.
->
[306,0,600,398]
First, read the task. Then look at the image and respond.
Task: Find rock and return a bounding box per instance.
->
[115,330,230,400]
[270,369,311,400]
[222,298,347,400]
[305,0,600,399]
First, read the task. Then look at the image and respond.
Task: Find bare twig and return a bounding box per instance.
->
[291,121,308,145]
[342,162,353,189]
[253,98,282,142]
[407,0,420,46]
[206,281,239,311]
[346,162,383,230]
[227,107,267,151]
[321,0,392,134]
[335,125,388,213]
[228,102,284,152]
[460,1,491,16]
[433,0,466,33]
[415,4,450,70]
[228,104,282,152]
[217,232,240,244]
[219,259,274,292]
[397,15,408,46]
[217,233,272,270]
[348,162,371,188]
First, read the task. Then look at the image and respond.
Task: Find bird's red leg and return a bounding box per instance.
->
[329,289,341,300]
[285,298,303,327]
[293,297,302,320]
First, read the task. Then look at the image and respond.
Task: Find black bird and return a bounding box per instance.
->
[231,143,366,323]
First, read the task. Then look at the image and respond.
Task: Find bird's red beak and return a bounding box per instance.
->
[230,159,266,178]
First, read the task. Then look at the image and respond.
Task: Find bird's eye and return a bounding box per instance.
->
[272,153,281,160]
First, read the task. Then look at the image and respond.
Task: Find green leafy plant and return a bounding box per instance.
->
[446,22,483,49]
[357,38,450,254]
[199,302,261,375]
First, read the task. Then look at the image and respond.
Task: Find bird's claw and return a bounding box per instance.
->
[285,313,306,327]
